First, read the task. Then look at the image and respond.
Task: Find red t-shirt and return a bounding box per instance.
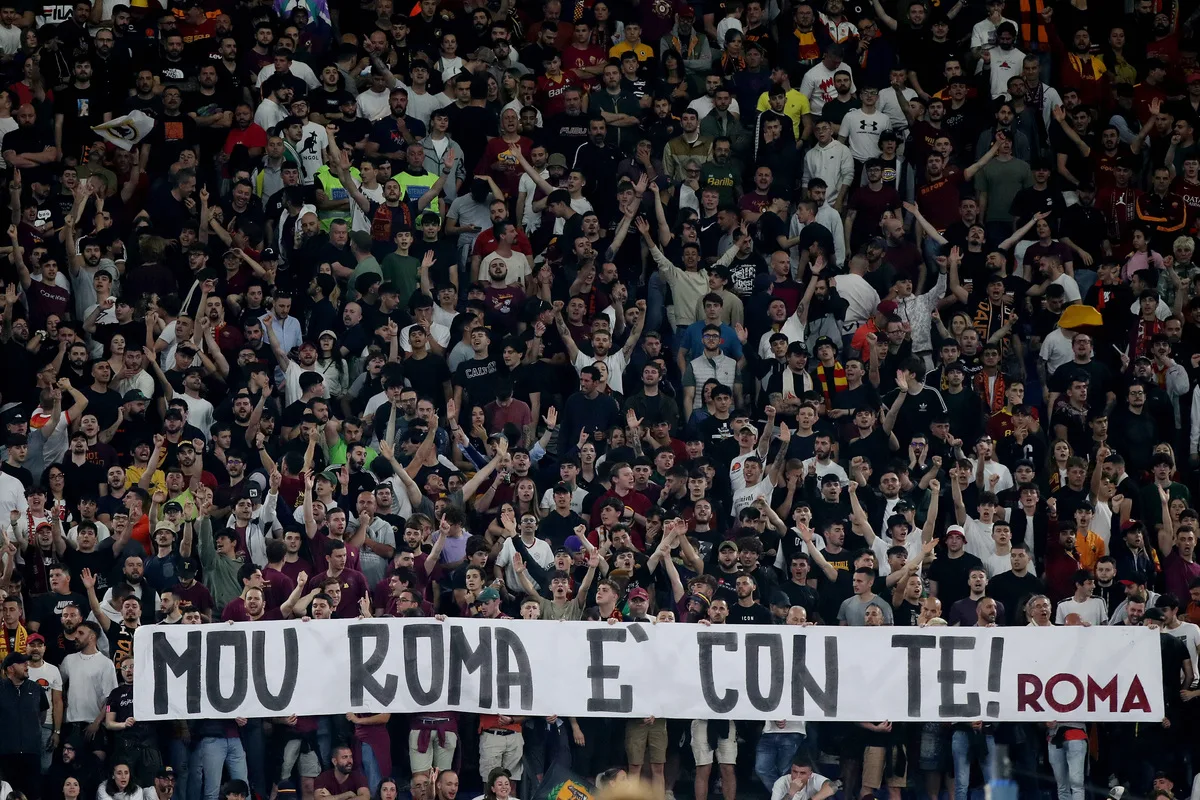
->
[224,123,268,156]
[537,73,578,118]
[472,228,533,259]
[563,43,606,85]
[314,770,369,799]
[475,136,534,199]
[915,169,964,233]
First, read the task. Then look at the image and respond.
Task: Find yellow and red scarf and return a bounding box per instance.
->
[815,362,847,405]
[0,622,28,661]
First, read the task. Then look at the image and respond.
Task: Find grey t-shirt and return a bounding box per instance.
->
[836,593,895,626]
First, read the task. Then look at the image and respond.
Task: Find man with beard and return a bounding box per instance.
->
[43,602,84,666]
[54,56,110,162]
[81,569,142,668]
[96,553,158,626]
[314,745,370,800]
[61,432,105,507]
[3,103,58,173]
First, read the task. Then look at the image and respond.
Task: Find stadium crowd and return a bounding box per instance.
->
[0,0,1199,799]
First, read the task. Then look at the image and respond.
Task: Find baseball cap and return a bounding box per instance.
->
[770,591,791,607]
[26,633,45,644]
[820,473,841,485]
[1119,571,1147,586]
[717,540,738,552]
[123,389,148,403]
[628,587,650,601]
[2,652,29,669]
[157,767,177,780]
[477,587,500,602]
[677,5,695,17]
[553,482,572,494]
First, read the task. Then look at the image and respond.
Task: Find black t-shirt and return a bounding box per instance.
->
[81,386,123,430]
[727,601,773,624]
[54,84,111,159]
[404,353,452,405]
[144,112,200,174]
[926,550,984,610]
[64,546,118,596]
[445,105,497,171]
[0,462,32,489]
[308,87,354,119]
[881,385,948,447]
[453,356,501,408]
[894,598,923,626]
[798,221,836,262]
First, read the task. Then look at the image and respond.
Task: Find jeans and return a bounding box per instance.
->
[240,718,267,798]
[169,738,191,800]
[40,723,53,773]
[1073,269,1097,299]
[951,730,995,800]
[195,736,249,800]
[360,742,382,795]
[646,271,668,338]
[1048,739,1087,800]
[755,733,806,791]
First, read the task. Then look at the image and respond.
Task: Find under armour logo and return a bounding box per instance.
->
[859,119,879,132]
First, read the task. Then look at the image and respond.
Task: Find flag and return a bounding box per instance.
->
[532,763,596,800]
[92,111,155,151]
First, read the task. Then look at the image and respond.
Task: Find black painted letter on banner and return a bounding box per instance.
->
[698,632,739,713]
[494,627,533,710]
[152,630,201,715]
[449,626,494,708]
[586,627,633,713]
[251,629,298,711]
[206,630,248,713]
[349,624,398,706]
[790,634,838,717]
[938,636,981,717]
[403,624,445,706]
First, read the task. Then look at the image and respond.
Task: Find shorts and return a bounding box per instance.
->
[690,719,737,767]
[625,718,667,765]
[862,744,907,790]
[478,730,523,781]
[408,731,458,774]
[280,739,322,779]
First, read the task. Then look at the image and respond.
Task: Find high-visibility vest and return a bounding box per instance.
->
[315,166,353,232]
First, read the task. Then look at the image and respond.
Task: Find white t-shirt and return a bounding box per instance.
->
[399,323,452,353]
[771,772,830,800]
[572,348,629,395]
[1166,621,1200,682]
[1055,596,1108,626]
[478,250,531,285]
[838,108,887,162]
[495,536,555,589]
[799,62,854,115]
[970,16,1016,50]
[517,171,548,231]
[61,650,118,722]
[1039,328,1075,376]
[179,394,215,441]
[967,459,1014,494]
[284,360,323,406]
[1052,271,1081,303]
[255,62,320,90]
[357,88,391,121]
[348,177,386,233]
[406,87,451,125]
[832,272,880,326]
[27,661,62,724]
[732,477,775,519]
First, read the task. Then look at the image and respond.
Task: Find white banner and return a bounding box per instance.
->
[92,111,156,152]
[133,619,1164,722]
